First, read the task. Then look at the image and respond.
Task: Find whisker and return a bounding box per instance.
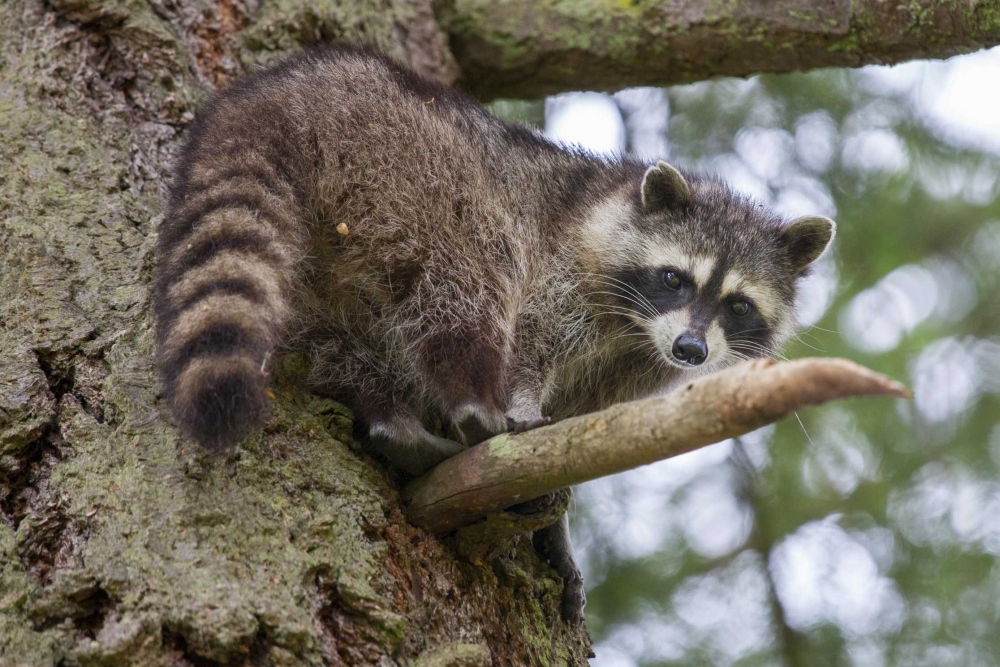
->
[730,327,772,337]
[794,412,816,449]
[586,292,658,320]
[589,307,654,324]
[730,347,785,363]
[804,324,841,335]
[729,340,774,352]
[729,342,787,362]
[586,308,654,323]
[792,334,824,353]
[611,333,656,340]
[795,329,825,344]
[586,290,659,320]
[576,272,660,318]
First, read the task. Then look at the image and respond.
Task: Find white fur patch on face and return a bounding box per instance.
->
[690,256,715,287]
[772,313,796,351]
[650,309,691,367]
[643,245,715,289]
[581,196,640,268]
[721,269,779,321]
[642,243,688,274]
[704,320,728,368]
[720,270,743,298]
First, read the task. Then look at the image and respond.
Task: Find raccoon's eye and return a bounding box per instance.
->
[662,271,682,290]
[731,300,751,317]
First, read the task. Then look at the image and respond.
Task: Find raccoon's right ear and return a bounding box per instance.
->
[641,161,691,213]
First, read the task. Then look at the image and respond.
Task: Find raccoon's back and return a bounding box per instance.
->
[154,47,537,448]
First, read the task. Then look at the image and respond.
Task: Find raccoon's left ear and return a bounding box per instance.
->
[782,215,836,274]
[641,161,691,213]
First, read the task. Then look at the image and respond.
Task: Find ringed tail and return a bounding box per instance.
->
[154,98,306,449]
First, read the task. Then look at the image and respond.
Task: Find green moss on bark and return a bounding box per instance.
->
[241,0,402,61]
[240,0,459,84]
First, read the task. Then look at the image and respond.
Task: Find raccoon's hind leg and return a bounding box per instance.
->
[367,412,465,477]
[417,327,511,447]
[357,389,464,475]
[322,347,465,476]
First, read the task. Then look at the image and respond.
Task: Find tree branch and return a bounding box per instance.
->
[441,0,1000,99]
[404,358,910,533]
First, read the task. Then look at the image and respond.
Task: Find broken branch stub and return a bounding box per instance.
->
[404,358,911,534]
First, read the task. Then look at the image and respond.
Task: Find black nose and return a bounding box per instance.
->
[672,334,707,366]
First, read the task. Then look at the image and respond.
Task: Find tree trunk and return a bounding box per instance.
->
[0,0,995,665]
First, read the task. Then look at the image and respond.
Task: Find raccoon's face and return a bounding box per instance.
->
[583,161,835,376]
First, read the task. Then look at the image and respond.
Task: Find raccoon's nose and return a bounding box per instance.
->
[672,334,707,366]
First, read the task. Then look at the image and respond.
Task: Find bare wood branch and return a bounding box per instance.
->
[443,0,1000,99]
[404,358,910,534]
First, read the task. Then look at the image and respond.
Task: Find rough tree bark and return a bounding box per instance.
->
[0,0,994,665]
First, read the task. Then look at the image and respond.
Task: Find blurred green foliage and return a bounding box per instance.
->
[492,53,1000,666]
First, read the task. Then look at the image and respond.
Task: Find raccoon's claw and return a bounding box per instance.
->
[506,415,551,433]
[561,568,586,625]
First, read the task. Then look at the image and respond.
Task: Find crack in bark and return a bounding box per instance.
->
[190,0,251,87]
[316,574,397,667]
[0,347,110,587]
[164,627,274,667]
[2,410,79,588]
[0,438,61,532]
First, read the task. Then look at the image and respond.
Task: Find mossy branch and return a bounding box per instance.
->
[404,358,911,534]
[443,0,1000,99]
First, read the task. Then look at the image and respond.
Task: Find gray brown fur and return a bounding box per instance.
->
[155,46,835,623]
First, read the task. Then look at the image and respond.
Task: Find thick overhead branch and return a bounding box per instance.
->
[442,0,1000,99]
[405,358,910,534]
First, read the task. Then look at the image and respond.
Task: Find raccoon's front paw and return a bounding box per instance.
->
[561,568,586,625]
[506,415,551,433]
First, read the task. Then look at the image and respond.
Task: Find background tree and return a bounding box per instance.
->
[1,1,998,665]
[564,48,1000,667]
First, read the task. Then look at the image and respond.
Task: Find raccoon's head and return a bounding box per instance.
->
[581,160,835,376]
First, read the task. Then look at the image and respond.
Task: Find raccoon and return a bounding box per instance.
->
[154,46,835,624]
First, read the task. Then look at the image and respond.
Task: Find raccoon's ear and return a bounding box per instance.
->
[641,161,691,213]
[782,215,836,274]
